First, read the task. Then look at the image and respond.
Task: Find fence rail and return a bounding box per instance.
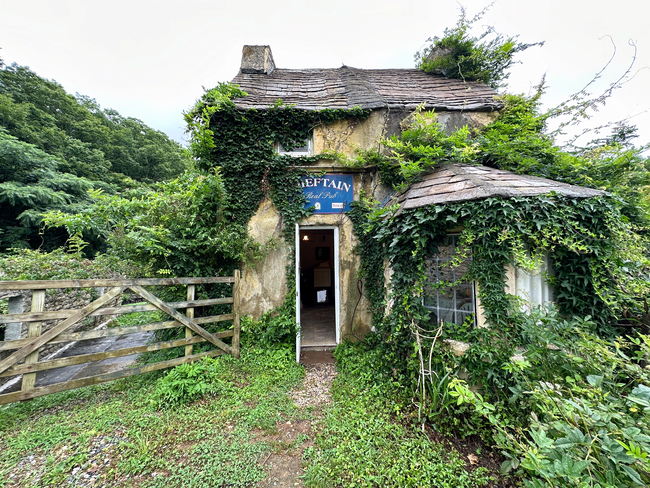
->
[0,273,241,405]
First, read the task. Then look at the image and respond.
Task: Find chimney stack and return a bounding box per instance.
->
[240,45,275,75]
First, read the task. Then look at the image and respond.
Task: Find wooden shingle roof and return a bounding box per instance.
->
[231,67,501,111]
[395,164,604,212]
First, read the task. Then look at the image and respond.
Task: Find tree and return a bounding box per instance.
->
[0,62,189,184]
[0,59,192,252]
[0,129,96,250]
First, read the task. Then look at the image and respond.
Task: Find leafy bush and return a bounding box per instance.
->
[152,357,233,408]
[304,341,494,487]
[240,299,298,348]
[0,242,132,280]
[44,169,256,278]
[448,307,650,487]
[415,7,542,89]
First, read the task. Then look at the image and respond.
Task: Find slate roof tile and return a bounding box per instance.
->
[231,67,501,111]
[394,164,604,214]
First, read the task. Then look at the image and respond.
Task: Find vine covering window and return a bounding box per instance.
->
[276,135,313,157]
[424,234,475,326]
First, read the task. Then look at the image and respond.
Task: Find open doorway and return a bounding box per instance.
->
[296,227,338,354]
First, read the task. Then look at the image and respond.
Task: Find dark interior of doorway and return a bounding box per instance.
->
[299,229,336,348]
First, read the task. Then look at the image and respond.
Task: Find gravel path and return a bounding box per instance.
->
[290,363,337,408]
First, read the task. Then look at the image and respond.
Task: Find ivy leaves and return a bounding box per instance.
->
[185,83,370,233]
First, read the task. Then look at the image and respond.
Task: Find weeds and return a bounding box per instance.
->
[0,346,303,487]
[303,341,494,487]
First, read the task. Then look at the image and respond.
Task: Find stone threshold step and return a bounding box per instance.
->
[300,344,336,352]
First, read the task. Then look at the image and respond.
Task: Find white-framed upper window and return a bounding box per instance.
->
[276,136,313,157]
[423,234,476,327]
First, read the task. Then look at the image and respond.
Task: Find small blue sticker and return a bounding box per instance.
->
[301,174,354,213]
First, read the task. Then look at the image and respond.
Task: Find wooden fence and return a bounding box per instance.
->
[0,273,241,405]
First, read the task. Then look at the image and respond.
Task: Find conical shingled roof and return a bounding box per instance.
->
[394,164,604,214]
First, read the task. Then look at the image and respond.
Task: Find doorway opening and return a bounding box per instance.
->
[296,227,339,356]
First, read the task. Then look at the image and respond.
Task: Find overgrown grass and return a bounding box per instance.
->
[0,346,304,488]
[0,339,503,487]
[303,342,494,487]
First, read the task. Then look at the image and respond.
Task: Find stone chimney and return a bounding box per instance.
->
[240,45,275,75]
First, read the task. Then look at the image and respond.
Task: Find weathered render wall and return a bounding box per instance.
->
[314,110,386,157]
[241,199,290,319]
[240,170,377,339]
[313,109,497,159]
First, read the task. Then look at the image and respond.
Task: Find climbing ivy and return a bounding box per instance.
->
[185,84,370,231]
[184,84,371,327]
[348,91,650,390]
[353,191,648,393]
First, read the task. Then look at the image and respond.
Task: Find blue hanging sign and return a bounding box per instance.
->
[301,174,354,213]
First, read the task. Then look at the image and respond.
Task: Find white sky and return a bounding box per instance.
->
[1,0,649,149]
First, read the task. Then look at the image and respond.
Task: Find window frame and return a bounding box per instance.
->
[423,234,476,327]
[276,135,313,157]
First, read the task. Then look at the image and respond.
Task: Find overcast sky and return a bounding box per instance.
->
[1,0,649,148]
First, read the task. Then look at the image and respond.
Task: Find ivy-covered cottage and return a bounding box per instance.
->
[198,45,615,360]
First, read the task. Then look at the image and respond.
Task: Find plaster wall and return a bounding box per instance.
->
[312,109,497,161]
[240,171,375,339]
[240,199,289,319]
[313,109,386,158]
[435,111,499,134]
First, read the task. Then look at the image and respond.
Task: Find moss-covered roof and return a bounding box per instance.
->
[395,164,604,213]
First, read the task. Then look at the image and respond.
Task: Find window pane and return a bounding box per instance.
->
[438,265,454,283]
[455,260,471,282]
[438,295,454,309]
[423,293,437,307]
[457,311,474,326]
[424,234,475,327]
[438,309,454,324]
[438,243,454,259]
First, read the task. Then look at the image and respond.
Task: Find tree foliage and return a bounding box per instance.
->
[43,170,254,278]
[0,129,99,250]
[0,60,190,252]
[415,6,543,89]
[0,63,189,183]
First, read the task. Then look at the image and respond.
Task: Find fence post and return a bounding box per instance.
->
[185,285,195,357]
[232,270,241,359]
[21,289,45,392]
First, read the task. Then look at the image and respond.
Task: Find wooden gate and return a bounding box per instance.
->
[0,273,241,405]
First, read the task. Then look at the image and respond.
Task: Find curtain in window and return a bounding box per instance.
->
[514,254,553,311]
